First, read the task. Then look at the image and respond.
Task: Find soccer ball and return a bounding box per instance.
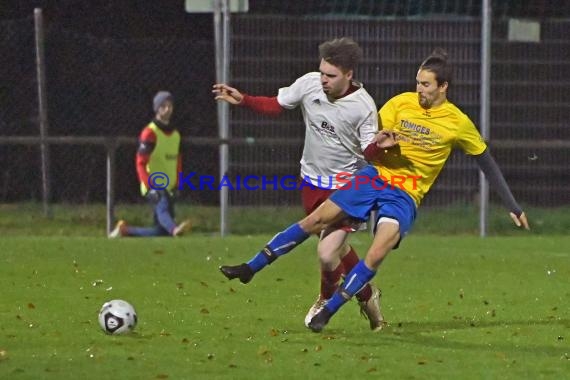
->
[98,299,138,334]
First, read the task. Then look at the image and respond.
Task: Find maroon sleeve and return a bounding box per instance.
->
[136,127,157,190]
[363,142,381,162]
[241,94,283,116]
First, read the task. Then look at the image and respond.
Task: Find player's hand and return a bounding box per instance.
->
[375,130,398,149]
[510,211,530,230]
[212,83,243,105]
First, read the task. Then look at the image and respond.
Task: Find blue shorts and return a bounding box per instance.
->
[329,165,417,238]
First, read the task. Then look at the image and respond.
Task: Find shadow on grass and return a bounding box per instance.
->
[368,318,570,355]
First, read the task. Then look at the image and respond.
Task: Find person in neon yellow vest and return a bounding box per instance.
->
[109,91,191,238]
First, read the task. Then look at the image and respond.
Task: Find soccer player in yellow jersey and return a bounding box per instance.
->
[219,49,530,332]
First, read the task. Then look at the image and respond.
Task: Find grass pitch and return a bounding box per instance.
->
[0,234,568,379]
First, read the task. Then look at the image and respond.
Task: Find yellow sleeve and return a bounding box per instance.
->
[455,115,487,155]
[378,98,398,131]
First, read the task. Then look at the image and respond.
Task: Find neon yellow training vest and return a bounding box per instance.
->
[140,122,180,195]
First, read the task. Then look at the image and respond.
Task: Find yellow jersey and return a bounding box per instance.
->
[375,92,487,206]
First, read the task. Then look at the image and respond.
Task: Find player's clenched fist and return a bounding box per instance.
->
[212,83,244,105]
[375,130,398,149]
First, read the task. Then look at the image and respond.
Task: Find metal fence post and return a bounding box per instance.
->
[34,8,51,218]
[479,0,492,237]
[214,0,231,236]
[106,139,117,236]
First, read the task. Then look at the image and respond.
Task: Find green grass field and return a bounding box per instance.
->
[0,232,568,379]
[2,203,570,236]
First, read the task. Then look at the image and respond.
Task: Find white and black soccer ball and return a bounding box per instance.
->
[98,299,137,334]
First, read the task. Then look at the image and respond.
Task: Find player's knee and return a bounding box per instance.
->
[300,213,328,234]
[316,241,340,262]
[317,248,334,266]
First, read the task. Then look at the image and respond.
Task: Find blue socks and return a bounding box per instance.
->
[325,260,376,313]
[247,223,310,273]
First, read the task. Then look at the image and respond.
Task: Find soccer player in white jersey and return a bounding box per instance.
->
[213,37,385,330]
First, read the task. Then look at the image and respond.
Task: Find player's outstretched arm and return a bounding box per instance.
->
[212,83,244,105]
[212,84,283,116]
[474,149,530,230]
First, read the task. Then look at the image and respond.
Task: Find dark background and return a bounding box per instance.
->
[1,1,569,205]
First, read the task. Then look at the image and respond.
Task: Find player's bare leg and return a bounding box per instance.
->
[304,227,347,326]
[299,199,347,234]
[318,227,347,271]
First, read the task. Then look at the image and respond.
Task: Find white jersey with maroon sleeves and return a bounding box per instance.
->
[277,72,377,189]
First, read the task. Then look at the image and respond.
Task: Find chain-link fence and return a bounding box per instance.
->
[229,15,570,207]
[1,4,569,233]
[0,14,217,207]
[249,0,570,18]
